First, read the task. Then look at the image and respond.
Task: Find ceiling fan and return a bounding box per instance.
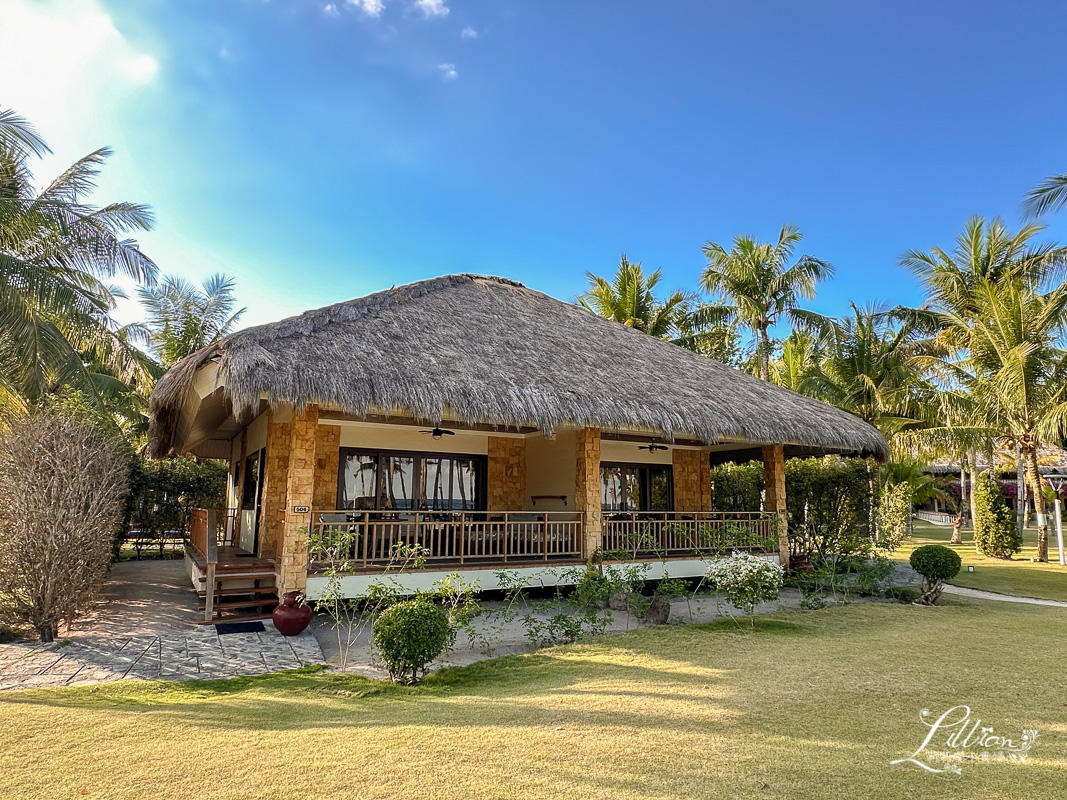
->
[638,439,669,453]
[420,426,456,441]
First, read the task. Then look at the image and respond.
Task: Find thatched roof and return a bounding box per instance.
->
[148,274,889,460]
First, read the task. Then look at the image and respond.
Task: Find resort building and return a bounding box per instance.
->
[148,274,888,620]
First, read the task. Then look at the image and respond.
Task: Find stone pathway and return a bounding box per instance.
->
[0,624,322,690]
[0,560,324,691]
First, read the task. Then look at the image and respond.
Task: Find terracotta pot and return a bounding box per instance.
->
[272,591,312,636]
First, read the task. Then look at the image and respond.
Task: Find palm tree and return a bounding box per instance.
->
[769,330,822,392]
[900,217,1067,559]
[949,279,1067,561]
[794,304,929,440]
[701,224,833,381]
[578,256,695,340]
[1023,171,1067,219]
[0,106,158,412]
[138,274,246,367]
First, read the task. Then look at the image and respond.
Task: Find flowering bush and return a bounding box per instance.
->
[705,551,784,628]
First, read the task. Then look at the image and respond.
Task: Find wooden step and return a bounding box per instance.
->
[198,597,279,612]
[197,585,278,598]
[197,571,276,583]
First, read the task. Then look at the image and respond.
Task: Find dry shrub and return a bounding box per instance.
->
[0,411,127,641]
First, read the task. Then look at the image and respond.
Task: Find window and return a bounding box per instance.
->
[337,449,486,511]
[601,463,672,512]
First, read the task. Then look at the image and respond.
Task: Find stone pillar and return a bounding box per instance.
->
[762,444,789,569]
[575,428,602,558]
[278,404,319,595]
[672,449,712,511]
[258,411,291,558]
[313,425,342,511]
[488,436,527,510]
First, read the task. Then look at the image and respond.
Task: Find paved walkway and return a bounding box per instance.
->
[0,560,323,691]
[942,584,1067,608]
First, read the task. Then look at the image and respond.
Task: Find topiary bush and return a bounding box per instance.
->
[909,544,962,605]
[372,598,454,684]
[972,473,1021,559]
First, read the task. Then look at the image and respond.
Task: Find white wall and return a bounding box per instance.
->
[304,554,780,600]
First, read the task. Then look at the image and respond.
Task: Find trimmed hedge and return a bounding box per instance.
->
[972,473,1021,559]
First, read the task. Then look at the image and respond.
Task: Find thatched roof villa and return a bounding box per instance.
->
[149,274,888,621]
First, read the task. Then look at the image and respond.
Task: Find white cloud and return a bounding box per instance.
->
[414,0,449,18]
[461,26,478,39]
[438,63,458,80]
[347,0,385,16]
[0,0,158,168]
[323,3,341,17]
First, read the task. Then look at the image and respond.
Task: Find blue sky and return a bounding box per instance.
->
[3,0,1067,334]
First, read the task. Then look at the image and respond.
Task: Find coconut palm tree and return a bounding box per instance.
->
[769,330,822,393]
[793,304,929,440]
[899,217,1067,559]
[0,106,158,412]
[138,273,246,367]
[578,256,695,340]
[1023,171,1067,219]
[700,224,833,381]
[952,279,1067,561]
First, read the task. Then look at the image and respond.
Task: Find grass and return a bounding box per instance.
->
[3,598,1065,799]
[894,521,1067,602]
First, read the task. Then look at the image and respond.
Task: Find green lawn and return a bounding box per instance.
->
[895,520,1067,602]
[3,598,1065,799]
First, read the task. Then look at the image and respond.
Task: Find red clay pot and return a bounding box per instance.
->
[272,591,312,636]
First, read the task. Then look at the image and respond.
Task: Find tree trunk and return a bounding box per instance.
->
[759,327,771,381]
[1025,447,1049,562]
[959,462,969,528]
[1016,442,1026,539]
[968,452,978,531]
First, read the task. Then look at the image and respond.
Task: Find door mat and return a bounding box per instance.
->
[215,621,266,635]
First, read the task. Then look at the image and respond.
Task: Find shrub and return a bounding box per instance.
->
[372,598,454,684]
[875,481,912,552]
[124,457,228,559]
[711,456,877,561]
[705,551,784,628]
[0,411,128,641]
[909,544,962,605]
[884,586,922,604]
[972,473,1021,559]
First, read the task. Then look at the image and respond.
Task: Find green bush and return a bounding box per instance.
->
[875,481,912,551]
[711,456,878,561]
[972,473,1021,559]
[884,586,921,604]
[373,599,454,684]
[910,544,962,581]
[909,544,962,605]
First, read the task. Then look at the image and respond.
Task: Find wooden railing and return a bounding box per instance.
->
[601,511,778,558]
[189,508,237,621]
[309,509,584,568]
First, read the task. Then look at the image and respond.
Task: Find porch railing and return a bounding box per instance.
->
[309,509,584,568]
[187,508,238,557]
[601,511,778,558]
